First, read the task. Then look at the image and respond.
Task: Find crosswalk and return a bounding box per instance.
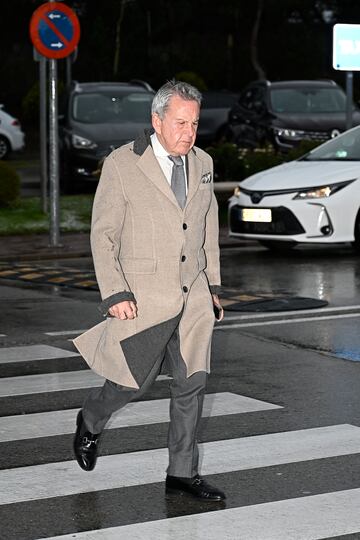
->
[1,342,360,539]
[41,489,360,540]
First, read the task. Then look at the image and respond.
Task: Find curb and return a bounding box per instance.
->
[0,243,250,263]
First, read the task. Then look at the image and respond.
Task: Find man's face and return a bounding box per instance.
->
[152,95,200,156]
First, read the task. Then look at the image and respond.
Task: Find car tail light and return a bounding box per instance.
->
[11,119,20,127]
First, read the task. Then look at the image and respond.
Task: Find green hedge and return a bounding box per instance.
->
[206,139,323,182]
[0,161,20,207]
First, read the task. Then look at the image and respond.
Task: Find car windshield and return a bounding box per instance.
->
[72,91,153,124]
[270,87,346,114]
[302,126,360,161]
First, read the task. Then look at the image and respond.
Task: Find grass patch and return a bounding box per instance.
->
[0,195,93,235]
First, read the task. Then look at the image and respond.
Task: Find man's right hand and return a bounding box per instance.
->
[108,301,138,320]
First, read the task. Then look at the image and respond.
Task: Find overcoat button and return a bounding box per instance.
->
[181,255,186,262]
[183,286,188,293]
[183,223,187,230]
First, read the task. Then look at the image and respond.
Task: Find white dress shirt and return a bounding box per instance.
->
[150,133,188,194]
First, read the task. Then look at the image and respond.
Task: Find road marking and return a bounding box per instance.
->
[0,370,170,397]
[40,487,360,540]
[30,305,360,336]
[43,305,360,336]
[0,392,281,442]
[215,312,360,331]
[0,424,359,505]
[222,303,360,321]
[0,344,79,364]
[45,330,88,336]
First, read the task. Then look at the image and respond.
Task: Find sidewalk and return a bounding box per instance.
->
[0,228,250,263]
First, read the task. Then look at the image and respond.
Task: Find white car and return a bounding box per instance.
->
[0,105,25,159]
[228,124,360,251]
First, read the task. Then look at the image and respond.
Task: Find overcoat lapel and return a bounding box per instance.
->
[136,146,181,211]
[186,149,203,207]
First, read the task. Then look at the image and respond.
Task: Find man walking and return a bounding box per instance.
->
[73,80,225,501]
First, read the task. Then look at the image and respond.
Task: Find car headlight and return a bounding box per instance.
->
[71,134,98,150]
[273,127,304,139]
[293,180,354,200]
[233,186,242,197]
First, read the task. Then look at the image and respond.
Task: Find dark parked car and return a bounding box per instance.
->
[226,79,360,151]
[59,80,154,192]
[196,91,239,147]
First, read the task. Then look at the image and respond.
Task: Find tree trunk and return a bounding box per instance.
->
[250,0,266,80]
[113,0,126,78]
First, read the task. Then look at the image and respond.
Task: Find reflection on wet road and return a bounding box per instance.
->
[221,244,360,363]
[221,244,360,307]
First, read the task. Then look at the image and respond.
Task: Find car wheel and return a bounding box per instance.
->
[352,212,360,252]
[0,136,11,159]
[259,240,297,251]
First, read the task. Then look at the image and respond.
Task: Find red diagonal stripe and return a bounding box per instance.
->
[40,13,70,47]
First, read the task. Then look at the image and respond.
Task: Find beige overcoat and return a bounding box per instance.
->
[73,130,221,389]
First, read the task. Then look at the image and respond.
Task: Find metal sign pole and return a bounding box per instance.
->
[66,55,72,91]
[346,71,353,130]
[30,1,80,247]
[39,55,48,214]
[48,58,61,247]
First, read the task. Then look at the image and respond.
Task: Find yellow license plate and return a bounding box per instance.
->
[241,208,272,222]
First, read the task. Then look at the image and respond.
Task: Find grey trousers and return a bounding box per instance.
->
[82,329,207,478]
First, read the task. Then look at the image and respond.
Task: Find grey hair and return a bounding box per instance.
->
[151,80,202,118]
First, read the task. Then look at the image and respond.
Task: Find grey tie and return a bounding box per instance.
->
[168,155,186,209]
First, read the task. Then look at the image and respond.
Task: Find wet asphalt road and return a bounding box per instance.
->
[1,244,360,539]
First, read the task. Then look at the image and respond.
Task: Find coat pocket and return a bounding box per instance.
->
[120,257,156,274]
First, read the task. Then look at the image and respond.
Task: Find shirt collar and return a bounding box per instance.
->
[150,133,185,164]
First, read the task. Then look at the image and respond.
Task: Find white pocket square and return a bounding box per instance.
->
[201,172,212,184]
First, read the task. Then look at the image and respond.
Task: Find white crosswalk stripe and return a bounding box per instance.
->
[0,369,171,397]
[0,344,79,364]
[0,392,281,442]
[45,330,88,336]
[1,343,360,539]
[0,424,359,505]
[41,488,360,540]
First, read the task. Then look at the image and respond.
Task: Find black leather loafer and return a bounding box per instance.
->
[165,474,226,501]
[73,410,100,472]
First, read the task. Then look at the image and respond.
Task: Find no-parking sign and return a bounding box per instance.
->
[29,2,80,59]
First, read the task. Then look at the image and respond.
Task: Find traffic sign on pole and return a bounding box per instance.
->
[333,23,360,71]
[30,2,80,247]
[29,2,80,60]
[333,23,360,131]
